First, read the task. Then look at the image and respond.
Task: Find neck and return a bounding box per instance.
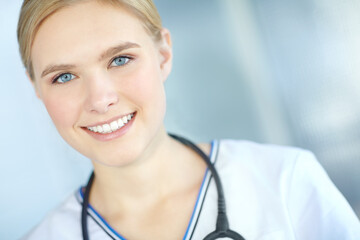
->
[89,130,207,215]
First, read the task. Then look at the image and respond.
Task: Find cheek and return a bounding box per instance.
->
[121,60,166,113]
[41,92,80,130]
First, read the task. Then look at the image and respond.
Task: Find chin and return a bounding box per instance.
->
[87,137,150,168]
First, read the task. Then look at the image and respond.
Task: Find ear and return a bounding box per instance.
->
[158,28,173,82]
[26,71,42,99]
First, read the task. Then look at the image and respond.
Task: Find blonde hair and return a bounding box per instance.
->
[17,0,162,80]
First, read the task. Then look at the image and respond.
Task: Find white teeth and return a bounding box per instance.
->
[118,118,124,127]
[122,116,128,124]
[103,124,111,133]
[87,113,135,134]
[110,121,118,131]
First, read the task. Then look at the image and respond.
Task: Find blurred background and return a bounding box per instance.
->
[1,0,359,239]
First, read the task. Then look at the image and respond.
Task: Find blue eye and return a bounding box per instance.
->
[54,73,75,84]
[111,56,130,67]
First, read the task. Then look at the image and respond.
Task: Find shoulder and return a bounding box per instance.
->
[212,139,317,197]
[216,139,306,160]
[214,139,309,180]
[214,139,341,202]
[214,139,360,239]
[21,192,82,240]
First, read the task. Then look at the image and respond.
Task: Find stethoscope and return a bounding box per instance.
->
[81,134,246,240]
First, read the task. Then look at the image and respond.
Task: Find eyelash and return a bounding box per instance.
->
[52,72,75,84]
[51,55,134,84]
[109,55,133,68]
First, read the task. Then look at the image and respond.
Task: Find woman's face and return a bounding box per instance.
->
[30,1,172,166]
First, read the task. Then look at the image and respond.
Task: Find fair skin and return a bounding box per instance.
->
[30,1,210,239]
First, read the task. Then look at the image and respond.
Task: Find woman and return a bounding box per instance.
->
[17,0,360,239]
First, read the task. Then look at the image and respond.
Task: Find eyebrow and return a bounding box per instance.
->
[99,42,140,62]
[40,42,140,78]
[41,64,76,78]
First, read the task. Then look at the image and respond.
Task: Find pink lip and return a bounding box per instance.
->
[82,112,136,142]
[85,112,136,128]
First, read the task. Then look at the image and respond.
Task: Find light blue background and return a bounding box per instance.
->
[1,0,360,239]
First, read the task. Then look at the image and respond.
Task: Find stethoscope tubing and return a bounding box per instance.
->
[81,134,245,240]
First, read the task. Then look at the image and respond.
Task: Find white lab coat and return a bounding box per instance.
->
[23,140,360,240]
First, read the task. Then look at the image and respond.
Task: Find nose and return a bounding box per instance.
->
[84,75,119,114]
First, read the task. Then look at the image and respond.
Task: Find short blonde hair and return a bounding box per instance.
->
[17,0,162,80]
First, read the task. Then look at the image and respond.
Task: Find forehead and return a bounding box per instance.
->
[31,1,151,74]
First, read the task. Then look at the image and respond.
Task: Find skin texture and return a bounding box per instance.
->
[30,1,210,239]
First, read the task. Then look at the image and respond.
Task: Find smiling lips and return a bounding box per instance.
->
[86,113,135,134]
